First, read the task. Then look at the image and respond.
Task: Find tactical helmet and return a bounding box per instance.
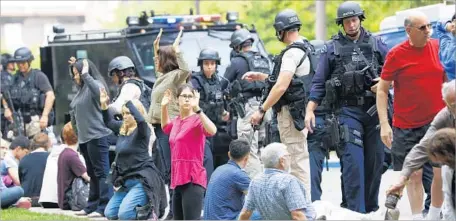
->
[230,29,254,49]
[335,1,365,25]
[108,56,135,76]
[197,48,221,66]
[273,9,302,33]
[11,47,34,62]
[1,53,12,69]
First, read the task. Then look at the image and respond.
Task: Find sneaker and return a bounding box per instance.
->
[385,208,400,220]
[87,212,103,218]
[75,210,88,216]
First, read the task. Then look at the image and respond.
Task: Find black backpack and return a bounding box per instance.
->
[121,79,152,111]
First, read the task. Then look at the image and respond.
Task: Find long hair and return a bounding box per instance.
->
[69,58,110,96]
[157,46,178,74]
[119,99,147,136]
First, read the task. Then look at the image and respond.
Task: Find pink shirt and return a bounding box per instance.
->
[163,114,212,189]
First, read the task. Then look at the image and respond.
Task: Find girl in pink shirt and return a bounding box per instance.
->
[161,84,217,220]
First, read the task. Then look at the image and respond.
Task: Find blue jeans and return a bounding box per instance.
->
[80,135,114,215]
[105,179,148,220]
[1,186,24,208]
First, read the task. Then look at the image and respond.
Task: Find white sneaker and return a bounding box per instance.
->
[75,210,88,216]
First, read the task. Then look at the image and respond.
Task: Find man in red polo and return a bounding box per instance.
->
[376,11,446,220]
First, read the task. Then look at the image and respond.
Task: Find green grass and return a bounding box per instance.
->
[0,208,89,220]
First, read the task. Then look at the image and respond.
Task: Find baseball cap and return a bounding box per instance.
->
[10,135,31,150]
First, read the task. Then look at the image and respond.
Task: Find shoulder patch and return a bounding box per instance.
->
[379,36,387,46]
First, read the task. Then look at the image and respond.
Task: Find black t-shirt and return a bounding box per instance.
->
[16,70,53,94]
[18,151,49,197]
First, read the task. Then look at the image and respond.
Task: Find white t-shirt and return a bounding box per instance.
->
[109,82,142,114]
[279,39,311,78]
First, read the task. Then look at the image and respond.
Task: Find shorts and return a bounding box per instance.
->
[391,123,439,171]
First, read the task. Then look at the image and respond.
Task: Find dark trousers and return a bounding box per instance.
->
[154,125,173,216]
[79,135,113,215]
[336,107,385,213]
[204,138,214,182]
[308,114,327,202]
[172,183,205,220]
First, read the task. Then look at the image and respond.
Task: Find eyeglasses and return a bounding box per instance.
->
[412,23,432,31]
[179,94,194,100]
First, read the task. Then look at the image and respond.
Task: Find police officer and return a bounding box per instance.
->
[108,56,150,115]
[8,47,55,138]
[1,53,15,136]
[244,9,314,197]
[305,1,389,213]
[191,48,230,175]
[224,28,270,179]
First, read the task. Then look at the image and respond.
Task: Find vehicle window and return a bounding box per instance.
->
[130,29,269,78]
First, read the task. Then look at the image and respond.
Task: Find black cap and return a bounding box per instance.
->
[10,135,31,150]
[335,1,365,25]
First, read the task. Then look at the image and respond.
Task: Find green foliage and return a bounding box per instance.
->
[101,0,439,54]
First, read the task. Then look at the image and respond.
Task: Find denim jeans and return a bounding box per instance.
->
[105,179,148,220]
[1,186,24,208]
[79,135,113,215]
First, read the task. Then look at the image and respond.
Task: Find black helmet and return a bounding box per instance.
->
[11,47,34,62]
[197,48,221,66]
[108,56,135,76]
[273,9,302,33]
[230,29,254,49]
[335,1,365,25]
[1,53,12,69]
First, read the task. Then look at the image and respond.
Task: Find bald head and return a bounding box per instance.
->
[404,11,428,28]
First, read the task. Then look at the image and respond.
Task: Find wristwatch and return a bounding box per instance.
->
[258,106,266,114]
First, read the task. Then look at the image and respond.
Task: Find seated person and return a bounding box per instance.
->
[57,122,90,210]
[239,143,400,221]
[1,136,30,187]
[19,133,50,207]
[203,139,260,220]
[426,128,456,220]
[0,175,25,209]
[39,137,66,208]
[239,142,316,220]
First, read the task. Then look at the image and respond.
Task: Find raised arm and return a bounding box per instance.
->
[81,59,102,98]
[161,89,172,129]
[100,88,122,133]
[126,100,149,139]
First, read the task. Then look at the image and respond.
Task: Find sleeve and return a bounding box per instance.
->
[242,184,256,211]
[4,156,18,169]
[109,83,142,115]
[102,109,122,134]
[234,171,251,193]
[436,22,456,80]
[309,44,333,105]
[190,76,202,91]
[162,120,174,135]
[279,48,306,74]
[173,52,190,85]
[376,36,389,64]
[380,50,398,81]
[81,73,102,98]
[35,71,53,93]
[284,178,308,211]
[401,108,450,178]
[126,100,149,139]
[199,118,213,137]
[68,152,87,177]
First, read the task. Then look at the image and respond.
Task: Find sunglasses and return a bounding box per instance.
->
[413,23,432,31]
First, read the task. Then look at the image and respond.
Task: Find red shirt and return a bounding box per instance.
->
[163,114,212,189]
[381,39,445,129]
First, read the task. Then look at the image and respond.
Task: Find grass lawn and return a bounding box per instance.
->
[0,208,88,220]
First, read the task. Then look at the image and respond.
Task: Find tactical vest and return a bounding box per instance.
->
[192,72,226,125]
[233,51,270,98]
[0,71,13,113]
[268,40,314,112]
[328,32,380,106]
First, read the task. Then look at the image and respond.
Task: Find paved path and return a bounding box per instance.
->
[30,154,420,220]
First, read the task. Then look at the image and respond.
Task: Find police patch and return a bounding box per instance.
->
[379,36,387,45]
[288,16,299,23]
[321,44,328,53]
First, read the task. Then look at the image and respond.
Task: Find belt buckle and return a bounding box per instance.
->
[357,96,364,106]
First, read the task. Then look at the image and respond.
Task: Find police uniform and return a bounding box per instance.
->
[191,48,231,179]
[308,3,389,211]
[225,29,269,179]
[9,47,54,138]
[1,58,13,136]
